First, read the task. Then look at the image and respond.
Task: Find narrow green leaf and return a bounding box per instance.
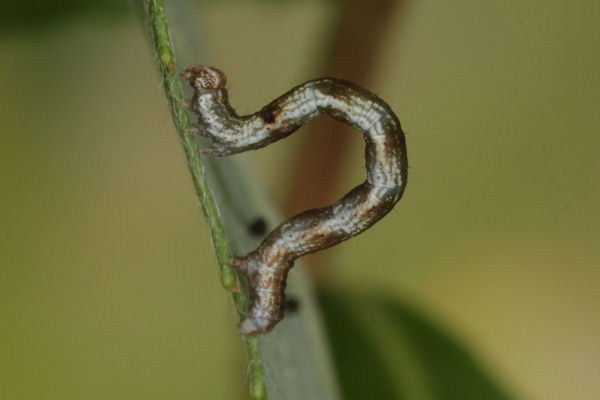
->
[141,1,340,399]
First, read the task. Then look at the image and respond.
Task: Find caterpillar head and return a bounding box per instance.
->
[182,65,227,90]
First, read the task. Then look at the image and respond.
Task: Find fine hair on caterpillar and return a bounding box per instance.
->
[182,65,408,334]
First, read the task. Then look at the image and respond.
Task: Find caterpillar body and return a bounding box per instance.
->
[183,65,408,334]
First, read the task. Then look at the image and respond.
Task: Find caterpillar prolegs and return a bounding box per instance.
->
[183,65,408,334]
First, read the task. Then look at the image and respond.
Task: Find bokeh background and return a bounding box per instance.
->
[1,0,599,399]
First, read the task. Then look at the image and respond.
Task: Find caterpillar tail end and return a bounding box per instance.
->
[238,313,281,335]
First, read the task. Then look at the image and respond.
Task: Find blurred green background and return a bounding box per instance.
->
[1,0,599,399]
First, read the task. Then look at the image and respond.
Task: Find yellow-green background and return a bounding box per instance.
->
[1,1,598,399]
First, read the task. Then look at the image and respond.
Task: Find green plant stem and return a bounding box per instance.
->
[147,0,234,290]
[144,1,267,398]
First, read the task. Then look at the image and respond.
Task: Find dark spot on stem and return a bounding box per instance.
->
[284,298,300,313]
[248,218,267,236]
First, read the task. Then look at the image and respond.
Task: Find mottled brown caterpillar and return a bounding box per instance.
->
[183,65,408,334]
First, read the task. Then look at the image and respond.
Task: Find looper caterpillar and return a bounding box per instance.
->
[183,65,408,334]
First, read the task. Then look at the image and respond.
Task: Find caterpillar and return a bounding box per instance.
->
[183,65,408,334]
